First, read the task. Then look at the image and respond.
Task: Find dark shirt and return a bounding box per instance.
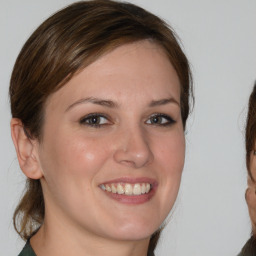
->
[18,240,36,256]
[17,239,155,256]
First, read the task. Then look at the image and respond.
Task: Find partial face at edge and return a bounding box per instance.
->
[34,41,185,241]
[246,150,256,233]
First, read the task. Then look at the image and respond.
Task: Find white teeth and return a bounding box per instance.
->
[125,184,133,195]
[141,183,146,194]
[105,184,111,192]
[111,184,117,193]
[146,183,150,193]
[100,182,152,196]
[117,183,124,194]
[133,183,141,195]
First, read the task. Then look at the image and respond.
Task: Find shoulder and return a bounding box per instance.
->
[18,240,36,256]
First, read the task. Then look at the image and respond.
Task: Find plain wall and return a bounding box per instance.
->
[1,0,256,255]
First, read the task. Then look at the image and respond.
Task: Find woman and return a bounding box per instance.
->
[10,1,193,255]
[239,83,256,256]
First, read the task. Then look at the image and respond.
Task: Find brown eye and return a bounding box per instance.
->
[87,116,102,125]
[146,114,175,126]
[151,116,163,124]
[80,114,109,127]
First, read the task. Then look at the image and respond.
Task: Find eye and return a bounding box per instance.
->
[79,113,110,127]
[146,114,175,126]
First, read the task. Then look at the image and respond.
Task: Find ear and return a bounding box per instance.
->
[10,118,43,179]
[246,185,256,233]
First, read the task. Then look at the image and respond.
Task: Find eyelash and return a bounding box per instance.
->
[79,113,175,128]
[79,113,111,128]
[146,113,175,127]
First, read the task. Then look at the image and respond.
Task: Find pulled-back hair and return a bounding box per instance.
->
[246,82,256,181]
[240,82,256,255]
[10,1,193,254]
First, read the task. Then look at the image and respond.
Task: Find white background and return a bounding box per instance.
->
[1,0,256,255]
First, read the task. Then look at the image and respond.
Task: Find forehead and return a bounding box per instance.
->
[45,41,180,110]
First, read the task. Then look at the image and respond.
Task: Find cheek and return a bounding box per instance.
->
[39,133,112,212]
[68,136,112,174]
[39,131,110,185]
[156,129,185,175]
[154,128,185,211]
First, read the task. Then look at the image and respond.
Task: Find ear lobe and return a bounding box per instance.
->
[10,118,43,179]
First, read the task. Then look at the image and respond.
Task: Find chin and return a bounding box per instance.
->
[106,220,160,241]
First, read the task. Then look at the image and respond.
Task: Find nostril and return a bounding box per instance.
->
[120,159,136,167]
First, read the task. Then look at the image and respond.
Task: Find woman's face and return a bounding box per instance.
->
[246,150,256,233]
[36,40,185,241]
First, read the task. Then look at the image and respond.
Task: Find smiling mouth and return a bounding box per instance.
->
[99,183,152,196]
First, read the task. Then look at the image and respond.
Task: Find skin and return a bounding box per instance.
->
[11,40,185,256]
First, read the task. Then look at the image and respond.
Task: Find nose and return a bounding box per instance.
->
[113,125,154,168]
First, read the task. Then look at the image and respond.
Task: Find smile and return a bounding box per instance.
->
[100,183,152,196]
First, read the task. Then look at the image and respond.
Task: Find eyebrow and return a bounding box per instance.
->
[65,97,118,112]
[66,96,179,112]
[149,98,180,107]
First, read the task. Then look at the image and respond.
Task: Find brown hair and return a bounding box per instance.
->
[10,0,193,254]
[240,82,256,254]
[246,82,256,181]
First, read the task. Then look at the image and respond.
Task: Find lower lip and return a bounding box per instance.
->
[101,186,157,205]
